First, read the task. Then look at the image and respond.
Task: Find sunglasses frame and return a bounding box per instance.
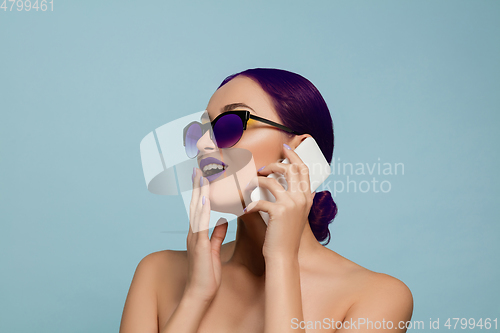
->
[183,110,301,157]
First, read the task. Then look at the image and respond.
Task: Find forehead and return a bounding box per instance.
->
[203,76,278,122]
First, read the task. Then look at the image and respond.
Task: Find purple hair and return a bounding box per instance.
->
[218,68,338,245]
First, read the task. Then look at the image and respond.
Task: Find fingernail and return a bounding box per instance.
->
[200,176,204,187]
[257,166,265,172]
[245,179,256,189]
[283,143,291,150]
[202,196,206,205]
[192,167,196,177]
[243,207,247,213]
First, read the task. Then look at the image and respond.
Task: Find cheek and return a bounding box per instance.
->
[236,130,283,168]
[252,147,281,169]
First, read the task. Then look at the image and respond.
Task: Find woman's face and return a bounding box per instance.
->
[196,75,289,213]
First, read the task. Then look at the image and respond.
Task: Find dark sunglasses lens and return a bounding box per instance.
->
[213,114,244,148]
[185,123,202,158]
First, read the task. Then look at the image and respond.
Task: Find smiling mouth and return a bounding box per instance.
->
[199,156,228,181]
[203,163,227,176]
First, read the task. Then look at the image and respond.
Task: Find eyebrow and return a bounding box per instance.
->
[201,103,255,122]
[223,103,254,113]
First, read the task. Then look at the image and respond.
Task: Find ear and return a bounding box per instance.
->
[289,133,312,149]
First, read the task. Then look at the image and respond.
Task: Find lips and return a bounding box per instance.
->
[199,156,227,182]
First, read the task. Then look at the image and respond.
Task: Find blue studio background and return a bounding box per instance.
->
[1,1,499,332]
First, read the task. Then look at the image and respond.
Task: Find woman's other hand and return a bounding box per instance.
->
[184,167,228,303]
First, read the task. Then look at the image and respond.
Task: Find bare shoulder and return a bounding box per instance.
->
[147,239,235,273]
[365,272,413,304]
[143,240,235,288]
[145,249,188,274]
[132,250,185,283]
[131,250,190,298]
[153,243,235,329]
[356,269,414,318]
[119,250,190,333]
[318,247,413,319]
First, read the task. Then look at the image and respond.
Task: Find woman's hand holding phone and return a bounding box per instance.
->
[244,144,316,260]
[184,168,228,302]
[243,143,314,332]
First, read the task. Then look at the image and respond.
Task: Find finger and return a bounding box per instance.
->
[210,218,228,257]
[188,168,201,245]
[257,161,301,198]
[283,145,312,197]
[251,176,289,202]
[256,162,290,189]
[282,142,305,165]
[287,163,302,195]
[189,167,197,223]
[191,170,206,233]
[200,177,211,237]
[244,174,259,193]
[297,163,312,195]
[187,219,193,249]
[256,161,288,176]
[195,177,211,236]
[243,199,277,217]
[189,167,202,224]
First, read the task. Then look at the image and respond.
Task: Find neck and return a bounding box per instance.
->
[228,211,323,276]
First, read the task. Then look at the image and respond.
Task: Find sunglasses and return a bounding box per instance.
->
[183,110,301,158]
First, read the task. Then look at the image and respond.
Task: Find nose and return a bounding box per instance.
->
[196,129,217,155]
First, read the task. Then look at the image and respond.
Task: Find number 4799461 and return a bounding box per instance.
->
[444,318,498,330]
[1,0,53,11]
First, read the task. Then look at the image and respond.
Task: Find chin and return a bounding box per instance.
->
[208,176,246,215]
[202,147,257,216]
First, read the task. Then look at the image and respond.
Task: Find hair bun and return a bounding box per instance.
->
[308,191,338,245]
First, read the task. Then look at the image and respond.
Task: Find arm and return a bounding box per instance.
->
[161,170,228,333]
[160,220,228,333]
[244,143,314,332]
[264,254,305,333]
[336,274,414,333]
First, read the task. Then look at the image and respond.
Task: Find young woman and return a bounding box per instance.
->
[119,68,413,333]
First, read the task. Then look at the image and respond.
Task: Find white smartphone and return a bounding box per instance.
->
[249,137,331,225]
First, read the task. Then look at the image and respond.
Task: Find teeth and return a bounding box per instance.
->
[202,163,226,173]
